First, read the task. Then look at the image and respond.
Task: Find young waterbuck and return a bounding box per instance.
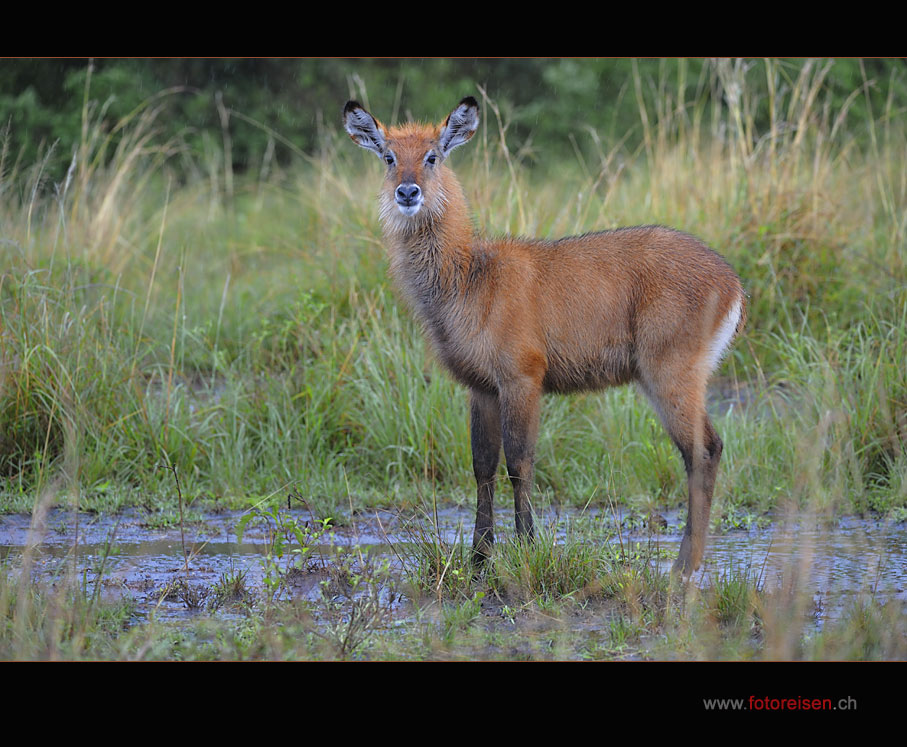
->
[343,96,745,577]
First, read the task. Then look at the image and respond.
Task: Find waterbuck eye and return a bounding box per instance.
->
[384,154,395,166]
[425,153,437,166]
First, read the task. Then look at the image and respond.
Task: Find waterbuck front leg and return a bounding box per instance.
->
[499,371,544,543]
[470,389,501,565]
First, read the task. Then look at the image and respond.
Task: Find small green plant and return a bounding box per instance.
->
[441,592,485,644]
[233,494,396,657]
[608,614,643,650]
[235,498,334,605]
[490,526,601,603]
[314,545,397,658]
[156,578,210,610]
[707,564,765,629]
[500,604,517,625]
[399,510,474,601]
[597,541,671,629]
[209,564,251,611]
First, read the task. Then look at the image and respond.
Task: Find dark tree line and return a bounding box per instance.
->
[2,58,903,180]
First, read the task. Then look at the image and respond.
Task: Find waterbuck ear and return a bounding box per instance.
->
[439,96,479,157]
[343,100,387,158]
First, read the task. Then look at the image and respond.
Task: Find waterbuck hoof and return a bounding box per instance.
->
[472,542,493,570]
[671,552,698,581]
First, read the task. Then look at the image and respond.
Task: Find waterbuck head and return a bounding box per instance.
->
[343,97,479,224]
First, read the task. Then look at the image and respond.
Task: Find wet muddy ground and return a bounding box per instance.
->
[2,504,904,628]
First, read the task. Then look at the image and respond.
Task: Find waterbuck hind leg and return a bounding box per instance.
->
[672,416,723,578]
[470,390,501,565]
[638,365,723,579]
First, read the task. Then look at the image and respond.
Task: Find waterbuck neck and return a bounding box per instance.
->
[381,170,474,304]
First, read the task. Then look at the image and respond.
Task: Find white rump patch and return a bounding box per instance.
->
[705,297,742,373]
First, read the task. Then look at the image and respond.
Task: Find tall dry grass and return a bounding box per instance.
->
[1,59,905,660]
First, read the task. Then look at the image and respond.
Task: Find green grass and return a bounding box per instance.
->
[1,59,906,659]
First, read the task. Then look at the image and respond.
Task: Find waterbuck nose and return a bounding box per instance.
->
[396,183,421,205]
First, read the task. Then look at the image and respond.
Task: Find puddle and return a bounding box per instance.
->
[1,506,905,624]
[0,506,464,621]
[684,516,907,621]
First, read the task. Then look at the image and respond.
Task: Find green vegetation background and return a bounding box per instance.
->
[1,58,905,525]
[4,59,903,176]
[3,58,907,662]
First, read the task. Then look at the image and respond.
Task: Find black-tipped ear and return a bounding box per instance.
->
[343,100,387,157]
[439,97,479,157]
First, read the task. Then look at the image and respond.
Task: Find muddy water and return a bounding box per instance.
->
[0,507,457,620]
[689,516,907,616]
[1,506,905,622]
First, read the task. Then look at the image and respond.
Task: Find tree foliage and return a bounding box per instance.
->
[2,58,904,180]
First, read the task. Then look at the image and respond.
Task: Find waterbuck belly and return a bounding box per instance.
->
[542,343,637,394]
